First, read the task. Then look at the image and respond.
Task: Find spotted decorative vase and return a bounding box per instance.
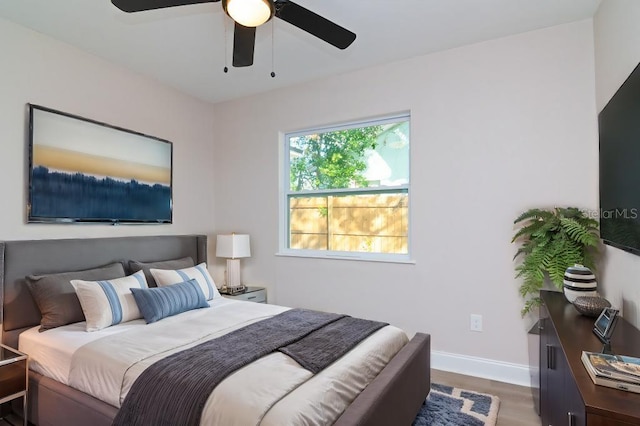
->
[563,264,597,303]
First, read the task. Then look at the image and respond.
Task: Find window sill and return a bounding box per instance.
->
[275,251,416,265]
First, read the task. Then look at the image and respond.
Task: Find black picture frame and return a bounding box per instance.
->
[27,104,173,224]
[593,307,619,344]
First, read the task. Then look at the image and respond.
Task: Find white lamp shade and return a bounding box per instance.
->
[216,234,251,259]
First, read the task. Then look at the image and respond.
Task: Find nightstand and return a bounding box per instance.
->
[0,344,28,426]
[220,286,267,303]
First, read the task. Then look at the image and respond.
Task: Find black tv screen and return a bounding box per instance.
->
[28,104,173,224]
[599,62,640,254]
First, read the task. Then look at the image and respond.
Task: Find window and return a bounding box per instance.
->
[282,114,410,261]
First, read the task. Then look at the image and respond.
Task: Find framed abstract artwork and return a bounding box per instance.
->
[27,104,173,224]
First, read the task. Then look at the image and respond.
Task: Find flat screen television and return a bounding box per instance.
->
[28,104,173,224]
[599,62,640,254]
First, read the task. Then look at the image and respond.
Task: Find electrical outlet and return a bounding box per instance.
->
[470,314,483,332]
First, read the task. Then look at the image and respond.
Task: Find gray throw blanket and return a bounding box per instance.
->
[113,308,387,426]
[280,315,388,374]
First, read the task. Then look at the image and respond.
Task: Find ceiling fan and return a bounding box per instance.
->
[111,0,357,68]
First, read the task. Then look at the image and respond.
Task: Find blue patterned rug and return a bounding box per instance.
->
[413,383,500,426]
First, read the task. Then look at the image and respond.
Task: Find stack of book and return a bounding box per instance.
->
[581,351,640,394]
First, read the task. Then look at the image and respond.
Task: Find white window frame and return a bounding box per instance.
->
[278,113,412,263]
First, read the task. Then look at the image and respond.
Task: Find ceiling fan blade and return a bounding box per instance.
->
[111,0,218,13]
[274,0,356,50]
[233,23,256,67]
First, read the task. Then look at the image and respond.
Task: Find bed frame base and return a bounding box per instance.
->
[23,372,118,426]
[334,332,431,426]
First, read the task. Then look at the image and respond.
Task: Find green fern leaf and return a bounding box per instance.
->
[521,297,542,316]
[512,220,547,242]
[513,209,554,225]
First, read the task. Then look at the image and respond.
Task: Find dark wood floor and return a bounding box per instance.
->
[433,369,540,426]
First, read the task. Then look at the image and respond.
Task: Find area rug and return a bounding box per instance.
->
[413,383,500,426]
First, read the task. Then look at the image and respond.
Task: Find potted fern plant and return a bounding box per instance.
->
[512,207,600,315]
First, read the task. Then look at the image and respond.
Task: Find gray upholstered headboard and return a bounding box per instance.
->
[0,234,207,348]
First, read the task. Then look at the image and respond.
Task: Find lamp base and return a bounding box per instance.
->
[226,258,242,288]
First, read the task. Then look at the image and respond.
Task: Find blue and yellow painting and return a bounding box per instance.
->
[29,107,172,222]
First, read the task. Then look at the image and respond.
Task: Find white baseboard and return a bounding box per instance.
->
[432,350,533,388]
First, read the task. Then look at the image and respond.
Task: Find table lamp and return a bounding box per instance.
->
[216,234,251,290]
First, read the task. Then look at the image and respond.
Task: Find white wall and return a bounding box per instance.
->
[212,19,599,380]
[594,0,640,328]
[0,18,216,252]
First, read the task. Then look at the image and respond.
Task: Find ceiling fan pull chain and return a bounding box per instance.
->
[270,18,276,78]
[224,15,229,73]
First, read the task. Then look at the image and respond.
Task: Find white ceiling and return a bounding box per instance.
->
[0,0,601,104]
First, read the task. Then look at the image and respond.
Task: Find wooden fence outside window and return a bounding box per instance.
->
[289,193,408,254]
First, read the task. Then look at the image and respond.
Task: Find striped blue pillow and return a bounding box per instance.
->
[130,278,209,324]
[71,270,147,332]
[150,263,219,301]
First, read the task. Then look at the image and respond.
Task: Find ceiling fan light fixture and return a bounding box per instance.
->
[223,0,274,28]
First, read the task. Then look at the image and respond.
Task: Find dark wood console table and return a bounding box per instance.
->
[540,290,640,426]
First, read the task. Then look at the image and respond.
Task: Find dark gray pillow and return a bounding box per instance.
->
[26,262,126,332]
[128,256,194,287]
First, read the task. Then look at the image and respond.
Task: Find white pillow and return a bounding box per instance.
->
[71,270,148,332]
[150,263,219,301]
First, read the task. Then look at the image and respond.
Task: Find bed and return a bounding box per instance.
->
[0,235,430,426]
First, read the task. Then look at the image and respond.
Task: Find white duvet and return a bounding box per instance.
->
[19,298,408,425]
